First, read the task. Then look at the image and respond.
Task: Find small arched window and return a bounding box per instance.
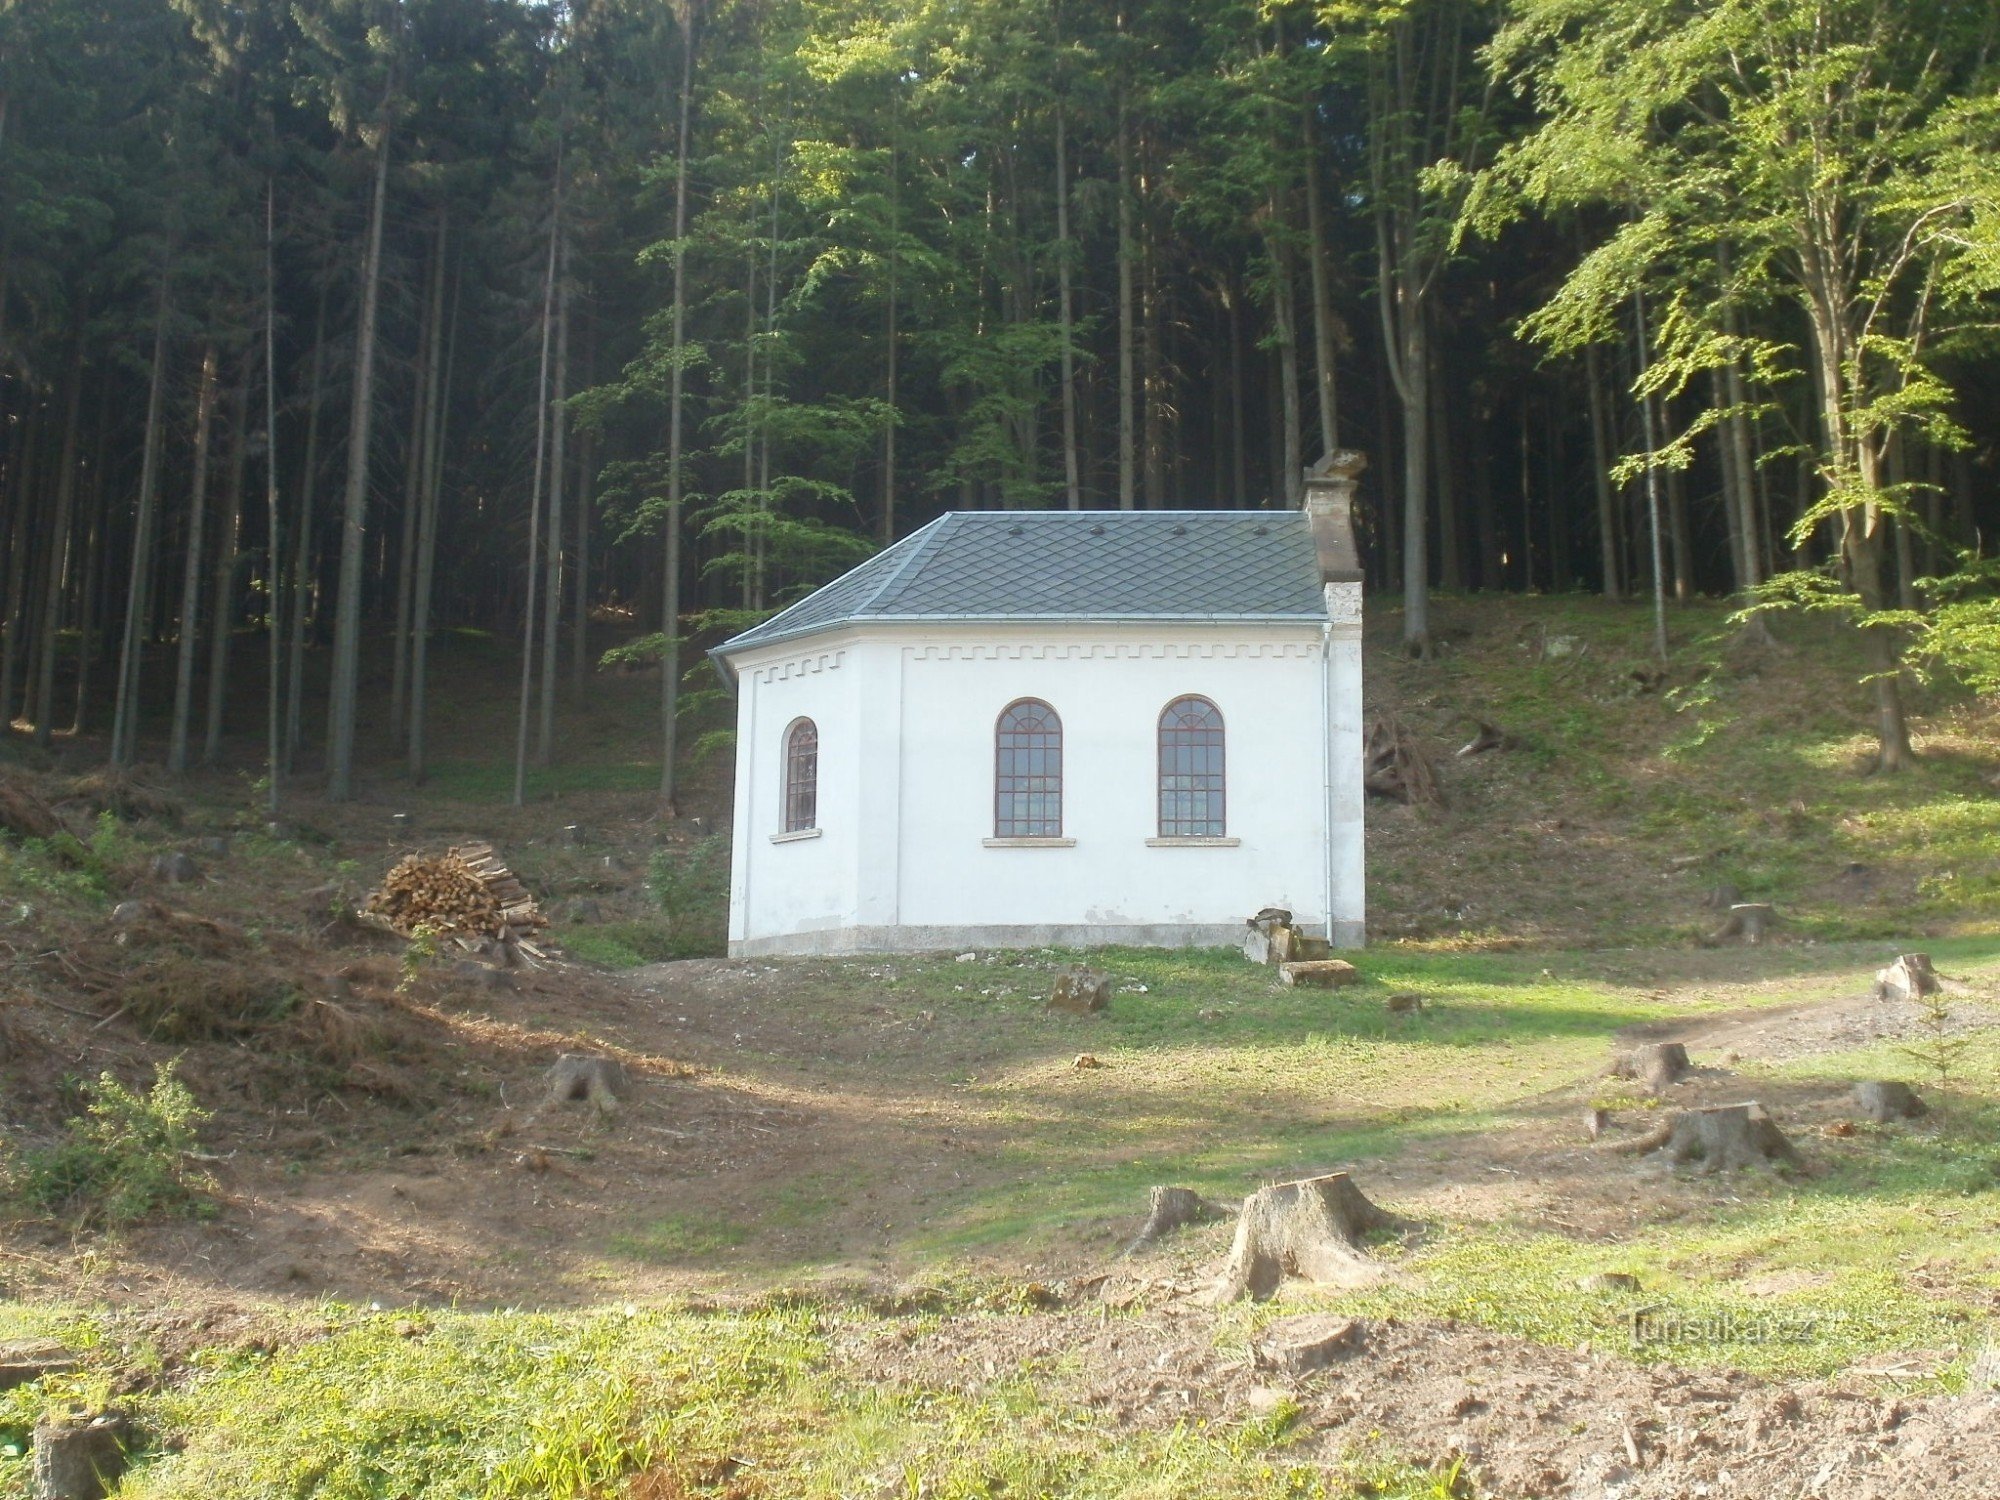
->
[1159,696,1225,837]
[995,699,1062,837]
[783,718,818,832]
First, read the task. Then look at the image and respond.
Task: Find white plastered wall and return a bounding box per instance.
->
[727,618,1359,955]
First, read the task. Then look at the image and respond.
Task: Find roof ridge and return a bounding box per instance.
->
[850,511,954,617]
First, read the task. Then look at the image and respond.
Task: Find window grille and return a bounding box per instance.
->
[784,718,818,832]
[1158,696,1225,837]
[995,699,1062,837]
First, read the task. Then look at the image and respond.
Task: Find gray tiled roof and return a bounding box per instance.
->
[714,510,1324,663]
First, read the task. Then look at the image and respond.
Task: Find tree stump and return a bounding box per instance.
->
[1278,960,1359,989]
[1124,1185,1227,1255]
[1385,992,1425,1015]
[1207,1173,1407,1303]
[1641,1102,1802,1173]
[545,1054,629,1113]
[1708,902,1775,944]
[1874,954,1938,1004]
[31,1414,127,1500]
[1585,1107,1611,1141]
[1852,1080,1927,1123]
[1047,968,1110,1014]
[1252,1314,1368,1375]
[149,852,200,884]
[1611,1042,1692,1093]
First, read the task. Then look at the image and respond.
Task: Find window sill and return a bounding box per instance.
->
[982,836,1076,849]
[1146,836,1240,848]
[769,827,822,844]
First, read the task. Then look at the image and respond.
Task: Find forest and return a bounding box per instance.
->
[1,0,1997,803]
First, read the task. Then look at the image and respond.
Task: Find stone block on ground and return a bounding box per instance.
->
[1278,960,1359,989]
[1207,1172,1408,1303]
[1252,1314,1368,1376]
[1852,1080,1927,1123]
[1047,967,1110,1014]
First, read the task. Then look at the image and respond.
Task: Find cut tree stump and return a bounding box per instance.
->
[1708,902,1775,945]
[1278,960,1359,989]
[1852,1080,1927,1123]
[1611,1042,1692,1093]
[1047,968,1110,1014]
[545,1054,629,1113]
[1640,1102,1802,1173]
[1585,1107,1611,1141]
[1252,1314,1368,1375]
[1874,954,1938,1003]
[1207,1172,1407,1303]
[1124,1185,1228,1255]
[31,1413,127,1500]
[0,777,61,842]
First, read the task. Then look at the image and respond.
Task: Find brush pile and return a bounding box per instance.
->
[365,842,548,944]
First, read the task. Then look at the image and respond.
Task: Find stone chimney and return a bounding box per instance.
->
[1302,449,1367,584]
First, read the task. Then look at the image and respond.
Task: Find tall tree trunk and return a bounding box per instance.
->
[389,222,442,746]
[1228,276,1247,507]
[112,282,172,767]
[263,179,281,814]
[167,346,220,774]
[203,371,250,765]
[325,117,393,803]
[1632,294,1668,660]
[881,144,898,540]
[409,247,459,786]
[285,290,328,770]
[660,18,696,811]
[536,230,570,767]
[1585,342,1621,599]
[514,154,562,807]
[0,406,39,727]
[1115,75,1136,511]
[31,327,85,746]
[1055,84,1080,510]
[1269,223,1303,507]
[1302,103,1339,458]
[1470,393,1499,589]
[71,372,111,735]
[1712,365,1750,590]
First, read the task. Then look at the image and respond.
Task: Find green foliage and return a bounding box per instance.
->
[8,1062,213,1228]
[646,834,731,955]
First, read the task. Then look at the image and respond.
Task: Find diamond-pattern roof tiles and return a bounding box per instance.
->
[715,509,1324,661]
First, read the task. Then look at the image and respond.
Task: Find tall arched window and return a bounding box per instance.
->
[783,718,818,832]
[1158,696,1225,837]
[995,699,1062,837]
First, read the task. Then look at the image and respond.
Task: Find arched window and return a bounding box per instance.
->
[1158,696,1225,837]
[783,718,818,832]
[995,699,1062,837]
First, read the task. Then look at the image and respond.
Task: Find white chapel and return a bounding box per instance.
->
[710,453,1368,957]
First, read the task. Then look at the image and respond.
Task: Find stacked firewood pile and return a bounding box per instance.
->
[364,842,548,945]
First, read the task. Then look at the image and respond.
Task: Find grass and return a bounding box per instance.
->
[0,1304,1467,1500]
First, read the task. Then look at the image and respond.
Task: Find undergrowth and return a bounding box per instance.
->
[3,1062,214,1229]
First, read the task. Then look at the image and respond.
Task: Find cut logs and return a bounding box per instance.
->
[1047,967,1110,1014]
[364,843,548,944]
[1207,1172,1407,1303]
[1124,1185,1228,1255]
[1611,1041,1692,1093]
[1874,953,1938,1004]
[1629,1102,1803,1173]
[0,776,62,842]
[1852,1080,1927,1123]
